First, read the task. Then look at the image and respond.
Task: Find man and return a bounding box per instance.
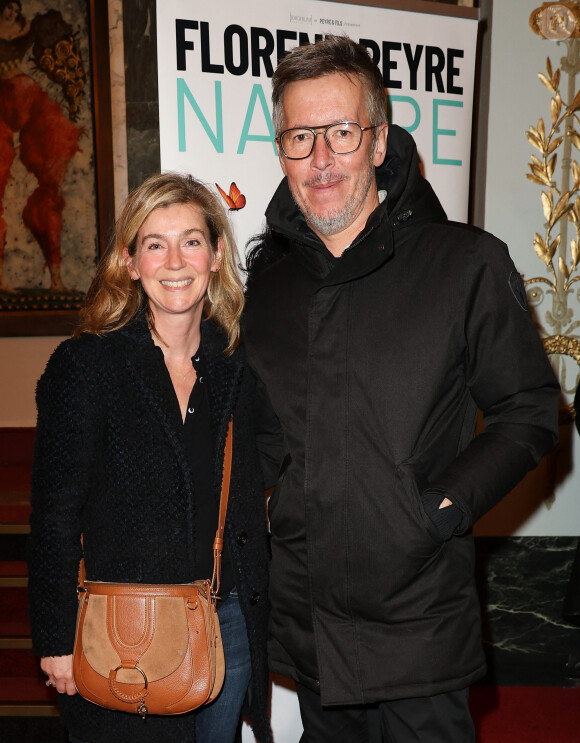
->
[244,36,559,742]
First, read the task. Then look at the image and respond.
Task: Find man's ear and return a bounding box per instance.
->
[123,247,139,280]
[277,139,288,176]
[372,123,389,168]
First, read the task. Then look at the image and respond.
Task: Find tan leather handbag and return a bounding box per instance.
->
[72,421,233,718]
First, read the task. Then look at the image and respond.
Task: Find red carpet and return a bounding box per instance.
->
[470,685,580,742]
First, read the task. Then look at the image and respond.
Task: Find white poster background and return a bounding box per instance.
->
[157,2,478,739]
[157,0,478,264]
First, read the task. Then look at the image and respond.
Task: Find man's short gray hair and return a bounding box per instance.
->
[271,35,387,137]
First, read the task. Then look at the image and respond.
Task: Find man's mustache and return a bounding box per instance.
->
[302,173,348,187]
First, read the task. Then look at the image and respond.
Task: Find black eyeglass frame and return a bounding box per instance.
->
[277,121,382,160]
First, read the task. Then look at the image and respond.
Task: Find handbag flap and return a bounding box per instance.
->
[82,594,190,683]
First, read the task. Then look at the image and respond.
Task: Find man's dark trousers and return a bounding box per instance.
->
[296,682,476,743]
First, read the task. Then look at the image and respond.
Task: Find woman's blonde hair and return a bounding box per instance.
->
[75,172,244,354]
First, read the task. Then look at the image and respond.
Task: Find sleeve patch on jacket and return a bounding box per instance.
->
[508,271,529,311]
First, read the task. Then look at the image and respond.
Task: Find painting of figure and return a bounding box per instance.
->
[0,0,97,317]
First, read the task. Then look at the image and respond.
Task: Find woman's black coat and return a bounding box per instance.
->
[28,316,271,743]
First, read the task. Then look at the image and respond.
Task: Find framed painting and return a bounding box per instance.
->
[0,0,113,336]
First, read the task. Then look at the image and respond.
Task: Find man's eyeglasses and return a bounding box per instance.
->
[278,122,381,160]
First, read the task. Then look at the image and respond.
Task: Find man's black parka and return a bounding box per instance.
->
[243,125,560,705]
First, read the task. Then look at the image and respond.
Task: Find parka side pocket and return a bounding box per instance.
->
[267,453,291,523]
[395,462,446,549]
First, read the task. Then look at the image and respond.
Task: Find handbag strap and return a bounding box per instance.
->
[78,540,86,589]
[210,418,233,596]
[78,418,233,596]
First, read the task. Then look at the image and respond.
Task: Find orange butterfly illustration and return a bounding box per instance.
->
[216,182,246,211]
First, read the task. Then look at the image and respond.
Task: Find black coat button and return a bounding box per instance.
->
[236,531,248,546]
[250,591,261,605]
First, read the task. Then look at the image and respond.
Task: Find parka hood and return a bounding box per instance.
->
[264,124,447,253]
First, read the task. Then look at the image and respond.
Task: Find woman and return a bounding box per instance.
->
[27,173,272,743]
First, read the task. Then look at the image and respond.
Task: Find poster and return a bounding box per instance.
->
[157,0,478,261]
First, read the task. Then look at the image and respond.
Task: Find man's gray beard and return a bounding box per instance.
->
[290,158,375,237]
[304,203,356,237]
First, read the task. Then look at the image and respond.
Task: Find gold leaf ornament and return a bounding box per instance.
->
[534,233,550,264]
[538,169,553,186]
[527,174,550,186]
[549,233,562,259]
[571,239,579,270]
[561,204,575,220]
[571,88,580,113]
[526,128,543,151]
[539,72,556,93]
[548,135,565,154]
[552,191,573,223]
[559,256,570,279]
[551,96,562,125]
[527,47,580,304]
[568,128,580,150]
[542,191,553,222]
[538,118,546,139]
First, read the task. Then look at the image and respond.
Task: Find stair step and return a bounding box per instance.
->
[0,429,35,493]
[0,562,27,588]
[0,562,27,576]
[0,497,31,535]
[0,502,31,524]
[0,490,31,536]
[0,585,31,648]
[0,649,40,676]
[0,535,27,562]
[0,703,59,717]
[0,621,29,637]
[0,652,60,716]
[0,639,32,650]
[0,586,30,641]
[0,585,29,617]
[0,525,29,535]
[0,656,60,716]
[0,431,55,720]
[0,677,58,703]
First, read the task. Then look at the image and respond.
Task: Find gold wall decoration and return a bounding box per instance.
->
[530,2,580,40]
[527,3,580,414]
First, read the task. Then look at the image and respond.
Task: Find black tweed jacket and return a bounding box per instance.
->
[27,315,272,743]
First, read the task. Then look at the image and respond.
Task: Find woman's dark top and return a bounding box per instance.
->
[178,348,234,595]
